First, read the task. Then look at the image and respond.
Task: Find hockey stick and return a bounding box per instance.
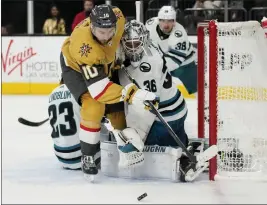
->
[101,117,128,143]
[122,67,218,165]
[18,117,49,127]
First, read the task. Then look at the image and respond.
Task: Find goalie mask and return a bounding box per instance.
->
[121,20,151,67]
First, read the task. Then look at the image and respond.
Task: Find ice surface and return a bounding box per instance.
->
[2,96,267,204]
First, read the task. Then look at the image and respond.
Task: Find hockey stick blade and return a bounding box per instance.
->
[18,117,49,127]
[196,145,218,165]
[181,146,218,182]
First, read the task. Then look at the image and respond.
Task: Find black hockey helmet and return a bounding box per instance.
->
[90,4,117,28]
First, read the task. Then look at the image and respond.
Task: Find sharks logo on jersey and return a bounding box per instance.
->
[140,62,151,72]
[174,30,183,38]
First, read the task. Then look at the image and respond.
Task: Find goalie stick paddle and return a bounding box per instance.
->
[18,117,49,127]
[122,66,218,164]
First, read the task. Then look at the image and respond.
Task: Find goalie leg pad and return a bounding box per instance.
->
[101,141,183,182]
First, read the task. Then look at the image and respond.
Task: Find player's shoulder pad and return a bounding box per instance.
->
[49,84,70,100]
[145,17,158,30]
[112,7,125,37]
[168,22,188,47]
[112,7,125,23]
[170,22,187,39]
[74,17,90,30]
[149,41,164,57]
[51,84,68,94]
[69,25,98,66]
[142,43,164,71]
[50,84,62,95]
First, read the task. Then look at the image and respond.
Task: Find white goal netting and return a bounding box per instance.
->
[200,21,267,180]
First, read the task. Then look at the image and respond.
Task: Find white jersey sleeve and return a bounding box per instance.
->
[48,84,81,169]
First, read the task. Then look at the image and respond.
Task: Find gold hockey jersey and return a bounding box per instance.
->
[61,7,126,104]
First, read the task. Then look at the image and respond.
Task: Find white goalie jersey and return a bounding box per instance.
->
[101,43,187,182]
[119,43,187,131]
[48,84,81,169]
[145,17,196,72]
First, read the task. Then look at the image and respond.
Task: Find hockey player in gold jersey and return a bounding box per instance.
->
[60,4,157,180]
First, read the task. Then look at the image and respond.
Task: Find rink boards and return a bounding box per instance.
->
[2,36,196,99]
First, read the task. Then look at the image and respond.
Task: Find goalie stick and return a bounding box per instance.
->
[122,66,218,181]
[18,117,49,127]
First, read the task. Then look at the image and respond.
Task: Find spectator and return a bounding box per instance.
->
[228,1,244,21]
[2,24,14,35]
[193,0,223,17]
[193,0,223,10]
[2,26,8,35]
[71,0,94,31]
[43,4,66,35]
[192,0,244,21]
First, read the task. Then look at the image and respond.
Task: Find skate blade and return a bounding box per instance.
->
[84,173,96,183]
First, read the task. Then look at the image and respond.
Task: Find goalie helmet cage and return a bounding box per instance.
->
[197,20,267,181]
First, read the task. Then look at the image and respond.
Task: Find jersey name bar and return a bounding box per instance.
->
[49,90,72,102]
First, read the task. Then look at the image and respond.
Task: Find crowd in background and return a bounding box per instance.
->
[2,0,267,35]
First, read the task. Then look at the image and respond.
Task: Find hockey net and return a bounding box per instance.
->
[197,20,267,181]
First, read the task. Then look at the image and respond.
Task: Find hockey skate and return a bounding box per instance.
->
[81,155,98,182]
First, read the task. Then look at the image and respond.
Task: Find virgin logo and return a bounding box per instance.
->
[1,39,37,76]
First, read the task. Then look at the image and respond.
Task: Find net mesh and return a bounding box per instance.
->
[203,21,267,180]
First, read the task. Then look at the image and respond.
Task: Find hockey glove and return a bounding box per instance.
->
[144,97,159,112]
[121,83,157,106]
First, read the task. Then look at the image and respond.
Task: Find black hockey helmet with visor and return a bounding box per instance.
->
[90,4,117,28]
